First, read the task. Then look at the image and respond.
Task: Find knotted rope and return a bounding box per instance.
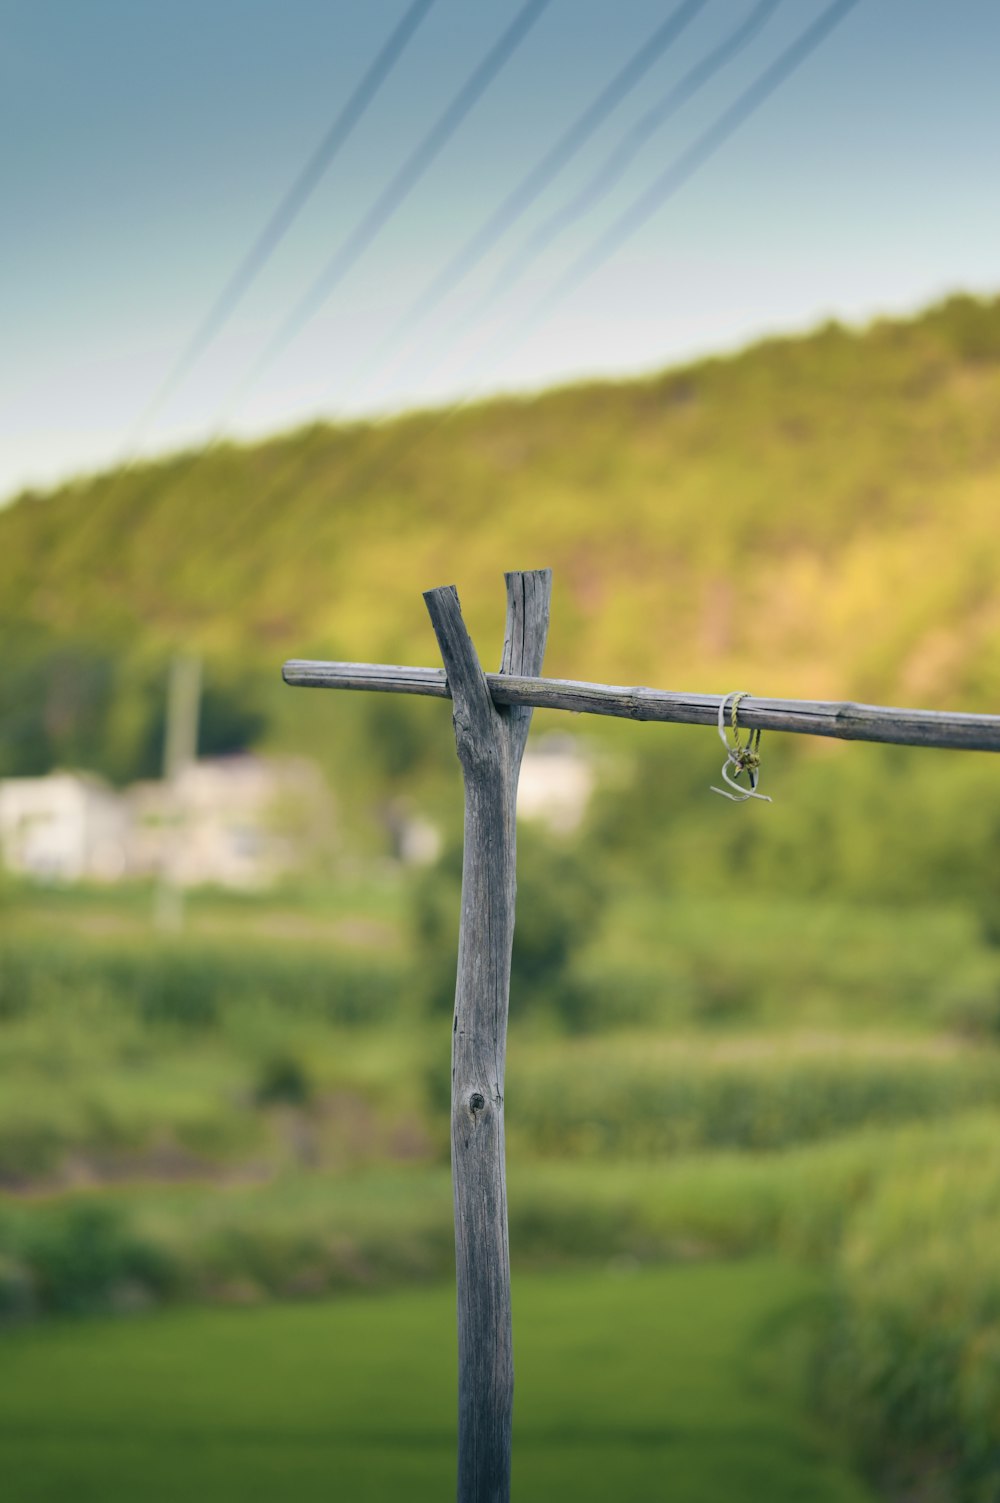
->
[710,691,772,803]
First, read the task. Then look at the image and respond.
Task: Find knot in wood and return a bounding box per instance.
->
[468,1092,486,1115]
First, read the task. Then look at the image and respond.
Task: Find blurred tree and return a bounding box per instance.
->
[582,729,1000,937]
[0,634,270,786]
[411,824,604,1029]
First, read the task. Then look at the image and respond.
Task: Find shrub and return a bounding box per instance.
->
[255,1052,313,1106]
[509,1041,1000,1156]
[820,1151,1000,1499]
[0,1201,175,1317]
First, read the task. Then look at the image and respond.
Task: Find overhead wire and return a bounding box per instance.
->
[89,0,549,566]
[485,0,783,307]
[121,0,437,461]
[526,0,861,331]
[341,0,711,405]
[311,0,862,517]
[375,0,781,403]
[217,0,553,427]
[108,0,861,577]
[431,0,861,399]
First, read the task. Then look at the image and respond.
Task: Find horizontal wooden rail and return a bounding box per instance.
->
[282,660,1000,753]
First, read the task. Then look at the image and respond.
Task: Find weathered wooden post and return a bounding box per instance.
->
[283,566,1000,1502]
[423,568,550,1503]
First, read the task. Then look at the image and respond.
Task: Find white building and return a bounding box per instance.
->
[517,736,595,833]
[0,772,128,882]
[0,756,332,889]
[127,755,332,889]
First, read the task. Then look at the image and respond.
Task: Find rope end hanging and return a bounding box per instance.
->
[710,690,772,804]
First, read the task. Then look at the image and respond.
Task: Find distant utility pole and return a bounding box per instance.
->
[155,654,201,932]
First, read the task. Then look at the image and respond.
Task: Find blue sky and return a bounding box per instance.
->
[2,0,999,499]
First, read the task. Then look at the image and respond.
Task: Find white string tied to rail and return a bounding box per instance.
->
[710,690,772,803]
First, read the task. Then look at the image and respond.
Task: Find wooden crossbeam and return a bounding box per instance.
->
[283,658,1000,753]
[283,568,999,1503]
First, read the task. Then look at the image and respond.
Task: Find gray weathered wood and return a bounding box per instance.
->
[282,659,1000,754]
[282,566,1000,1500]
[423,569,551,1503]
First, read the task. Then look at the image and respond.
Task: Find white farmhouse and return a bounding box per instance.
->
[127,754,331,889]
[0,756,332,889]
[516,735,595,833]
[0,772,128,882]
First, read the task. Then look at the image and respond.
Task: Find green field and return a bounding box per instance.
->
[0,1260,874,1503]
[5,872,1000,1497]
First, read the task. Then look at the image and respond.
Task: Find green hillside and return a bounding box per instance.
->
[4,291,1000,709]
[5,299,1000,1500]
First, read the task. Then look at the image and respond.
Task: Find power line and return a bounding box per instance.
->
[437,0,859,394]
[122,0,437,457]
[346,0,710,402]
[184,0,708,545]
[93,0,545,560]
[379,0,780,403]
[314,0,861,515]
[220,0,552,424]
[148,0,860,561]
[531,0,861,326]
[486,0,782,306]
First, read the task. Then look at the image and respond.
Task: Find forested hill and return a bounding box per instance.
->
[4,292,1000,714]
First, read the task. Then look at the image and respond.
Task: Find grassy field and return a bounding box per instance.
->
[0,1260,875,1503]
[4,871,1000,1496]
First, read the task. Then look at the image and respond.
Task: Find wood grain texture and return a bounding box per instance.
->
[283,660,1000,753]
[423,569,551,1503]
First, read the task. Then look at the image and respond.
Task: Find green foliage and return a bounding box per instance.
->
[931,291,1000,362]
[582,733,1000,938]
[510,1038,1000,1155]
[409,839,463,1018]
[191,664,270,763]
[360,691,455,787]
[818,1136,1000,1499]
[4,1059,1000,1500]
[0,633,269,785]
[510,825,604,1028]
[6,295,1000,1497]
[0,933,401,1031]
[5,294,1000,744]
[0,629,117,779]
[410,826,603,1028]
[573,890,1000,1033]
[0,926,408,1182]
[0,1200,173,1317]
[254,1052,313,1107]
